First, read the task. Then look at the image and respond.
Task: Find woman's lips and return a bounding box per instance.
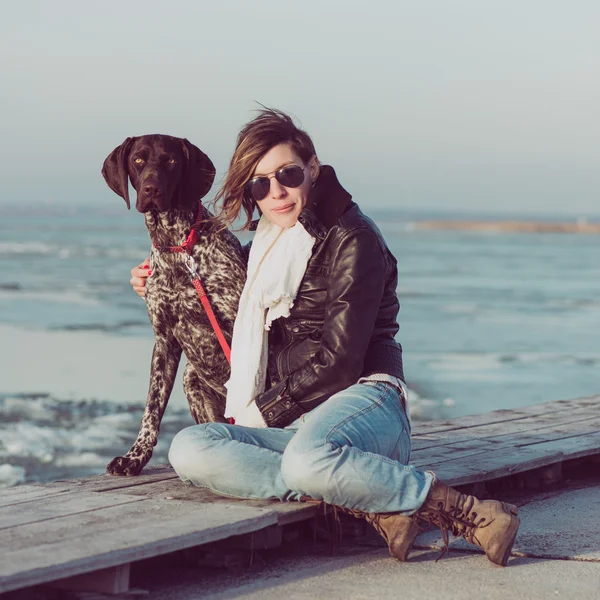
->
[272,203,295,213]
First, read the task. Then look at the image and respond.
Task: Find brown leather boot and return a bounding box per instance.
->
[416,474,520,566]
[300,497,419,561]
[334,506,420,561]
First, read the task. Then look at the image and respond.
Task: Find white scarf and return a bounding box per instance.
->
[224,215,315,420]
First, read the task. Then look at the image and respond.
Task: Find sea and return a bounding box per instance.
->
[1,204,599,487]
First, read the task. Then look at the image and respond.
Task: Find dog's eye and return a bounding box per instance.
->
[133,157,145,165]
[167,158,176,165]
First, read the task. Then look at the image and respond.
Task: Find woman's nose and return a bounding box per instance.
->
[269,177,287,198]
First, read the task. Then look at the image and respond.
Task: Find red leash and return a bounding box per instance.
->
[153,225,231,365]
[184,253,231,364]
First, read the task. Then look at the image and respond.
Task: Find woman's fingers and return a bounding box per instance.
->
[131,259,150,276]
[130,277,147,297]
[130,259,151,298]
[131,265,151,279]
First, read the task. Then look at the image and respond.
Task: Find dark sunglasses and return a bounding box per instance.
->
[245,165,306,202]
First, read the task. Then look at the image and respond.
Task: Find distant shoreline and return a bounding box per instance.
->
[412,220,600,234]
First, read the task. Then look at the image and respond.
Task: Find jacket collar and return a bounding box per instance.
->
[249,165,352,238]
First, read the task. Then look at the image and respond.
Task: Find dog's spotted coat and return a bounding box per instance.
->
[102,135,247,475]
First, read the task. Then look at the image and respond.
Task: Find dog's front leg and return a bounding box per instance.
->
[106,338,182,476]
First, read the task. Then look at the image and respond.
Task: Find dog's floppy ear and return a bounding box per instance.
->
[101,137,135,209]
[178,139,216,208]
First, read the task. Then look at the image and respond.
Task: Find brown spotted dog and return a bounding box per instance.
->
[102,135,247,476]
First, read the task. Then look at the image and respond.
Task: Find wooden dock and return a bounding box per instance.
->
[1,395,599,596]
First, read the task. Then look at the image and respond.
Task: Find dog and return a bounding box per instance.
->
[101,134,247,475]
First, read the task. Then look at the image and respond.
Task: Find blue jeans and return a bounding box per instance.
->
[168,382,433,515]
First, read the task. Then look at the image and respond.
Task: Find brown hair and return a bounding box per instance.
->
[212,107,316,231]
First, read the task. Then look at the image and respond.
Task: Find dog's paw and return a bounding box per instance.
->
[106,456,145,476]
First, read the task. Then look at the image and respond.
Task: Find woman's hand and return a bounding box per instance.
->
[130,259,151,298]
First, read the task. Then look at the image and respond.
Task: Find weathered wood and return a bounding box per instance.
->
[0,492,145,530]
[0,485,71,508]
[0,499,277,593]
[47,465,178,493]
[107,479,320,525]
[217,524,284,551]
[47,564,130,594]
[414,448,492,468]
[411,409,600,451]
[412,396,599,437]
[414,406,599,441]
[2,396,600,595]
[412,428,600,468]
[433,439,491,451]
[519,430,600,460]
[423,446,566,486]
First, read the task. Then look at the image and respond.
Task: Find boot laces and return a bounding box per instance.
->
[419,497,488,560]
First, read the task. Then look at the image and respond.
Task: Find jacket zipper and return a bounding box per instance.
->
[276,338,294,380]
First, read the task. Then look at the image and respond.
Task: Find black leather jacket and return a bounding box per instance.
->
[254,165,405,428]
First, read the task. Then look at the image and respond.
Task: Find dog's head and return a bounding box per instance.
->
[101,135,216,213]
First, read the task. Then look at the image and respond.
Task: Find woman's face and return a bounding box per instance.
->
[252,143,318,228]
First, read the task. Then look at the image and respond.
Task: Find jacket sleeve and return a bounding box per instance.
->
[255,227,388,427]
[242,240,252,263]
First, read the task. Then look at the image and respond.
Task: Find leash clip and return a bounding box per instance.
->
[184,254,199,279]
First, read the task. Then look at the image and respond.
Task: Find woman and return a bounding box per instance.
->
[130,108,519,565]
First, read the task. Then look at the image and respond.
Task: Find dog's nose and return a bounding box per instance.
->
[142,183,162,197]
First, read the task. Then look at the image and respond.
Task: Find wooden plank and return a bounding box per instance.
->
[411,416,600,461]
[47,464,178,493]
[491,423,600,453]
[427,439,492,451]
[411,410,600,451]
[413,410,531,435]
[48,564,130,594]
[527,419,600,437]
[413,448,492,468]
[0,485,71,508]
[518,430,600,460]
[0,498,277,594]
[0,497,272,554]
[415,408,600,444]
[430,446,566,486]
[103,479,320,526]
[0,492,145,530]
[412,397,599,436]
[413,428,600,484]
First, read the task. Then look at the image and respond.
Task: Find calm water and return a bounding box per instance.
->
[1,204,599,485]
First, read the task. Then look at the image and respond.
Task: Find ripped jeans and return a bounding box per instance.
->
[168,381,433,514]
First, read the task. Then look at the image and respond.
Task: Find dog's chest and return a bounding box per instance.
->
[146,255,201,318]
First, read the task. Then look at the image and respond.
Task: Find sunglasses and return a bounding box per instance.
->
[245,165,306,202]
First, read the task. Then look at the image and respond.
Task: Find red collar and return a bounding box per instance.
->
[153,228,199,254]
[152,203,204,254]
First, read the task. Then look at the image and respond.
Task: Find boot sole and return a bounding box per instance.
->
[490,503,520,566]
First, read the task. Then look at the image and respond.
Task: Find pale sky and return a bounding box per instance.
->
[1,0,598,215]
